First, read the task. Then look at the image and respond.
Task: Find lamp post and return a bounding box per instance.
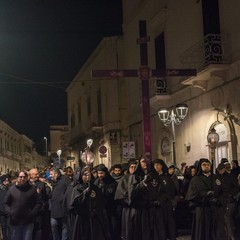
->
[43,137,48,162]
[158,103,188,166]
[207,128,219,173]
[80,139,95,166]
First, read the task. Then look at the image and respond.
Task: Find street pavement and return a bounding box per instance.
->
[177,236,191,240]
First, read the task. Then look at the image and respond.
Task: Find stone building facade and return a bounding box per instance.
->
[0,120,45,172]
[67,0,240,168]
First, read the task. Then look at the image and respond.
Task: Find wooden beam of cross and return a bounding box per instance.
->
[92,20,196,159]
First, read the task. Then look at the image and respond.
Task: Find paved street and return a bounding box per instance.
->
[177,236,191,240]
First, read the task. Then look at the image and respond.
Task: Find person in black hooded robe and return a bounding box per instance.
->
[129,156,152,240]
[152,159,177,240]
[114,159,138,240]
[70,166,111,240]
[64,166,82,239]
[94,164,121,240]
[138,159,167,240]
[186,158,227,240]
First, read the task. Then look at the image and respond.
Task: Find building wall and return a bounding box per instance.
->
[0,120,45,172]
[66,37,128,167]
[122,0,240,167]
[67,0,240,168]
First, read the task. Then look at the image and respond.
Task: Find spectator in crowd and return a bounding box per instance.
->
[29,168,49,240]
[179,162,188,176]
[121,163,129,175]
[4,171,42,240]
[231,160,240,179]
[0,174,10,240]
[65,166,74,182]
[180,166,197,198]
[221,158,232,173]
[49,167,71,240]
[168,165,180,194]
[91,166,98,180]
[112,164,123,183]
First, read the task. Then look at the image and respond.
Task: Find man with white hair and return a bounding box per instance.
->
[29,168,48,240]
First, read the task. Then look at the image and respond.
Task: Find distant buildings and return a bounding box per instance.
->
[0,119,46,173]
[49,125,72,168]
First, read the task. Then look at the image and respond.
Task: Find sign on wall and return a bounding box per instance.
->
[109,131,118,144]
[122,141,135,159]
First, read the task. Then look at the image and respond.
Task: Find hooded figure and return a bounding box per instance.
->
[64,166,82,239]
[115,159,139,240]
[94,164,121,240]
[70,166,111,240]
[186,158,228,240]
[151,159,177,240]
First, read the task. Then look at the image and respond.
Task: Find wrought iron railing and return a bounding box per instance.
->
[180,34,231,70]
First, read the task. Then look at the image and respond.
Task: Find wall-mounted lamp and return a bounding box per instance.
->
[184,143,191,152]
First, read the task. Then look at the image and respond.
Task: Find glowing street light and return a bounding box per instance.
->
[207,128,219,173]
[81,138,95,165]
[158,103,188,166]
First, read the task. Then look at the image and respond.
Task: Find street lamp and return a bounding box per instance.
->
[207,128,219,173]
[158,103,188,166]
[43,137,48,161]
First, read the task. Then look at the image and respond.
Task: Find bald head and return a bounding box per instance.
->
[29,168,39,182]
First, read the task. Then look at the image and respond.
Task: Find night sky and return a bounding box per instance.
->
[0,0,122,153]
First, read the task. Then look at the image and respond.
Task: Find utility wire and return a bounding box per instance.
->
[0,72,66,89]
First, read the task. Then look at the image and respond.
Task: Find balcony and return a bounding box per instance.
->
[180,34,231,70]
[180,34,231,91]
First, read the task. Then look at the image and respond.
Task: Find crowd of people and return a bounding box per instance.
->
[0,156,239,240]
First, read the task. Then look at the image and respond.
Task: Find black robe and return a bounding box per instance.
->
[131,176,150,240]
[145,173,167,240]
[94,175,121,239]
[70,182,111,240]
[157,173,177,240]
[186,173,227,240]
[115,173,138,240]
[213,172,240,239]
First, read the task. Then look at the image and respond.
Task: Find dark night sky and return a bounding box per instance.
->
[0,0,122,153]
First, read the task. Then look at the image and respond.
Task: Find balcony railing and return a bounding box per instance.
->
[180,34,231,71]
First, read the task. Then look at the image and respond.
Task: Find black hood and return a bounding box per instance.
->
[196,158,211,175]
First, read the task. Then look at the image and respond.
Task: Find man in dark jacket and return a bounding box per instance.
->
[0,174,10,240]
[4,171,42,240]
[49,167,71,240]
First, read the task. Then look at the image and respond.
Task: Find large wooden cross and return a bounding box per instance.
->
[92,20,196,158]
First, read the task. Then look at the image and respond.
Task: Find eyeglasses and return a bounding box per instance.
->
[19,176,26,178]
